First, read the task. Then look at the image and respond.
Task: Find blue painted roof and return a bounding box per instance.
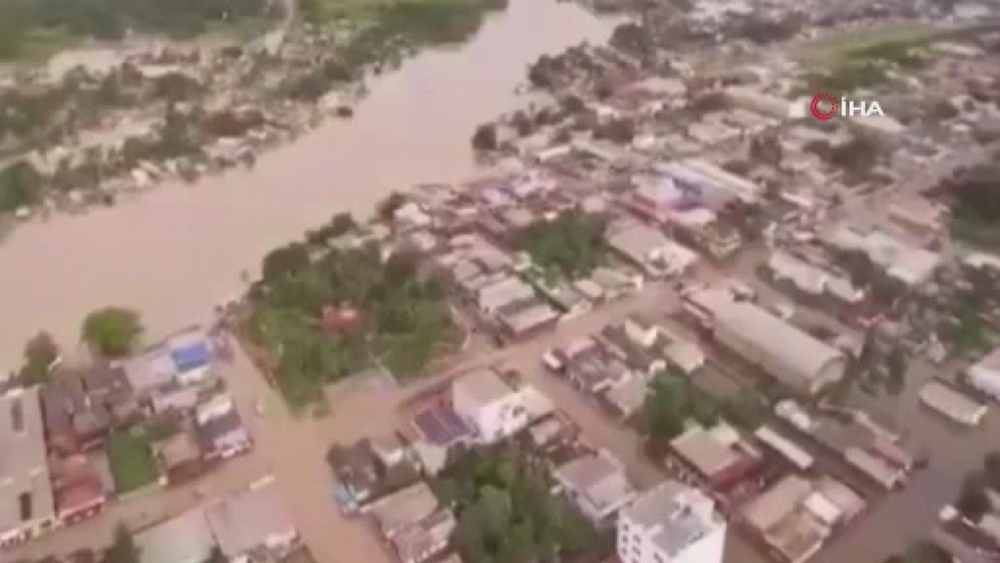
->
[170,340,212,372]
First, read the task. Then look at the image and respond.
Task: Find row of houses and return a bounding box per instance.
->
[325,358,735,563]
[543,313,706,421]
[0,326,252,550]
[382,172,707,343]
[132,478,298,563]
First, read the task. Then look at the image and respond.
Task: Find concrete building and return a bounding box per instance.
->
[0,387,56,548]
[669,424,761,489]
[617,481,726,563]
[475,276,537,315]
[685,289,846,395]
[919,381,988,427]
[741,474,866,563]
[206,480,298,559]
[554,451,637,526]
[136,508,216,563]
[754,426,814,471]
[822,225,941,287]
[452,369,528,444]
[766,251,863,304]
[366,481,454,563]
[968,346,1000,401]
[607,220,699,279]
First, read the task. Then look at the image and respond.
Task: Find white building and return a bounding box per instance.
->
[968,347,1000,401]
[0,388,56,548]
[617,481,726,563]
[607,220,699,279]
[919,381,988,427]
[554,451,637,526]
[452,370,529,444]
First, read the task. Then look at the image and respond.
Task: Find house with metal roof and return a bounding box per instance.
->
[136,507,217,563]
[554,451,637,526]
[205,480,298,559]
[685,289,846,395]
[452,369,530,444]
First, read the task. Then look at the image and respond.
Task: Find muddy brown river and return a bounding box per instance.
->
[0,0,615,366]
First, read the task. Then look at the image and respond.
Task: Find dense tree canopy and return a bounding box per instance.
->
[262,243,311,283]
[946,164,1000,246]
[0,0,269,58]
[885,345,907,395]
[81,307,144,358]
[436,448,601,563]
[247,236,455,410]
[20,331,59,384]
[0,160,43,212]
[471,123,498,151]
[642,371,719,442]
[102,524,139,563]
[519,212,607,280]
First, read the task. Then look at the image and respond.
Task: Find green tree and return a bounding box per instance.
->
[82,307,144,358]
[261,243,310,283]
[0,159,43,212]
[642,378,687,441]
[20,331,59,384]
[328,212,355,237]
[984,451,1000,489]
[885,345,907,395]
[520,212,607,279]
[471,123,498,151]
[956,473,990,521]
[102,524,139,563]
[203,547,227,563]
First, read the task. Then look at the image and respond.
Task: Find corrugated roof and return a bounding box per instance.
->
[453,370,516,409]
[671,426,742,479]
[206,481,296,557]
[368,482,440,539]
[742,475,812,532]
[137,508,216,563]
[170,341,212,373]
[693,289,845,390]
[556,453,636,514]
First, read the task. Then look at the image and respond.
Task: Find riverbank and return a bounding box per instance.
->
[0,0,615,367]
[0,0,517,231]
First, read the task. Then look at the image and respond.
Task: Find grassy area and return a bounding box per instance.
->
[107,430,158,494]
[799,21,938,93]
[0,0,272,61]
[953,213,1000,249]
[804,21,936,65]
[301,0,505,67]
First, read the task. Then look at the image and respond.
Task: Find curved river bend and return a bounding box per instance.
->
[0,0,615,364]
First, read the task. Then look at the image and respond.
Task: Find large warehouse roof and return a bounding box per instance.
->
[689,289,845,392]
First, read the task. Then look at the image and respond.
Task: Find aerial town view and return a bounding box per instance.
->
[3,0,1000,562]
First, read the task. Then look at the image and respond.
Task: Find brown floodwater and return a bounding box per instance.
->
[0,0,616,366]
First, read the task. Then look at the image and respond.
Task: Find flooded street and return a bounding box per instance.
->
[0,0,616,364]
